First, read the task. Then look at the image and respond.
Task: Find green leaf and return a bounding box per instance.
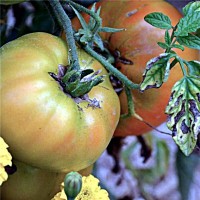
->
[165,76,200,156]
[88,3,99,30]
[171,43,185,51]
[93,33,104,51]
[157,41,169,49]
[186,60,200,76]
[197,28,200,37]
[177,33,200,50]
[71,6,88,31]
[175,12,200,36]
[140,53,175,91]
[183,1,200,16]
[176,149,199,200]
[144,12,172,30]
[165,30,171,45]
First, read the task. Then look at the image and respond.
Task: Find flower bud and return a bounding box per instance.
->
[64,171,82,198]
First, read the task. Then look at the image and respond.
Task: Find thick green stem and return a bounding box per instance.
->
[121,87,135,119]
[63,0,102,35]
[49,0,80,70]
[84,45,140,90]
[125,87,135,116]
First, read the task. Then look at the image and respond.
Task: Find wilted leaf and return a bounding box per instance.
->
[140,53,175,91]
[165,76,200,156]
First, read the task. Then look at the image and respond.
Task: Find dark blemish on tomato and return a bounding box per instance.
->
[126,4,146,17]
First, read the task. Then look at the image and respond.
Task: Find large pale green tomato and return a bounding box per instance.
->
[0,32,120,172]
[1,160,65,200]
[1,160,94,200]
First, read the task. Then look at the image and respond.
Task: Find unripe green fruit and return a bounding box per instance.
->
[64,172,82,199]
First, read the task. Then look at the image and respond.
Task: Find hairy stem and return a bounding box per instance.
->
[125,87,135,116]
[84,45,140,90]
[49,0,80,70]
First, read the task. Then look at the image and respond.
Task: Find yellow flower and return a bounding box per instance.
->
[0,137,12,186]
[76,175,109,200]
[52,174,110,200]
[52,183,67,200]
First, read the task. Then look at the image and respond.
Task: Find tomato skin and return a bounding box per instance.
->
[0,32,120,172]
[1,160,65,200]
[1,160,93,200]
[72,1,199,136]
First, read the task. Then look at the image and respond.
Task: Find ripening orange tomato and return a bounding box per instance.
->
[72,0,199,136]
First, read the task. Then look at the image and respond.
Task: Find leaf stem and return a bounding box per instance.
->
[165,25,177,53]
[62,0,102,35]
[83,45,140,90]
[176,56,188,77]
[49,0,80,70]
[170,58,178,69]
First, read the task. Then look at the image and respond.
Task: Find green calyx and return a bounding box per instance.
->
[50,64,104,98]
[64,171,82,199]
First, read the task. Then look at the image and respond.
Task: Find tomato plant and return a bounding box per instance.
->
[0,32,120,172]
[1,160,93,200]
[72,0,199,136]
